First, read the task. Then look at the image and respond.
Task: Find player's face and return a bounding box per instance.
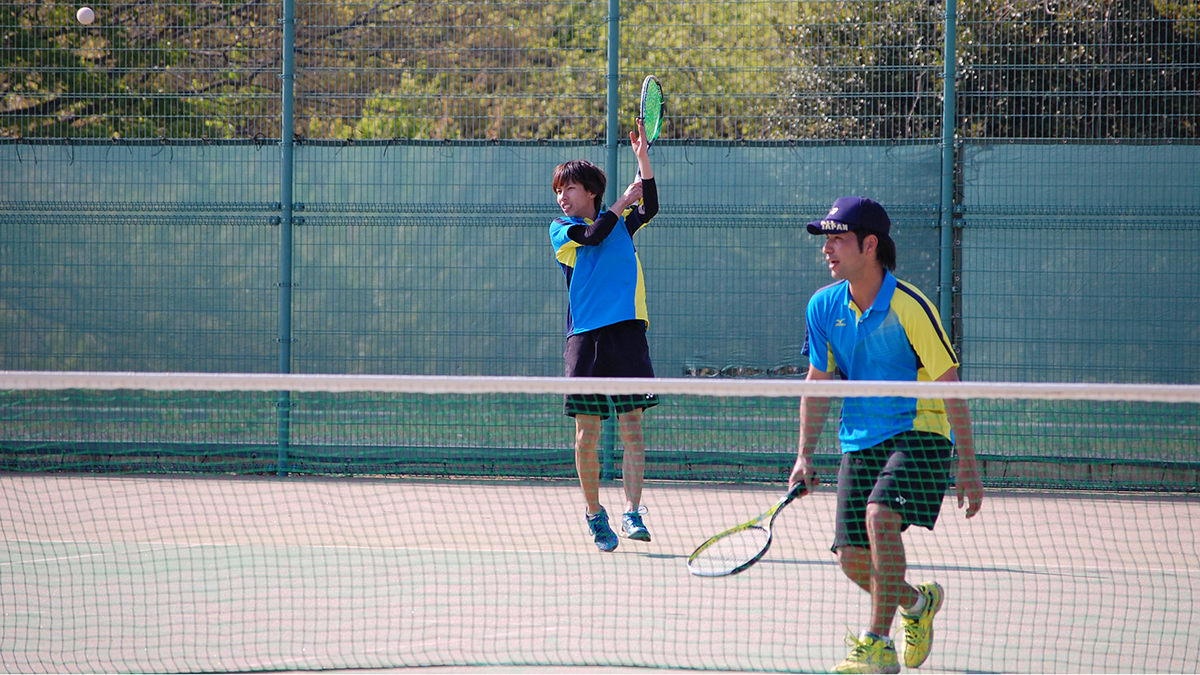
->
[822,232,872,281]
[556,181,597,219]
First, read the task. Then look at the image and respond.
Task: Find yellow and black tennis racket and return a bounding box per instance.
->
[687,481,809,577]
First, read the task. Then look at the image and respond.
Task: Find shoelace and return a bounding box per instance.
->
[902,593,929,647]
[904,624,922,648]
[586,509,608,530]
[624,505,648,529]
[843,633,867,654]
[842,632,887,660]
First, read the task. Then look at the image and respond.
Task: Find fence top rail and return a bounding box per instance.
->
[0,137,950,148]
[2,371,1198,403]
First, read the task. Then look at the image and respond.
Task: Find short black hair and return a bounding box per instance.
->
[552,160,606,214]
[853,230,896,271]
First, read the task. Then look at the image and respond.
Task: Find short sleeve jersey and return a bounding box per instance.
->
[549,207,649,335]
[803,271,959,452]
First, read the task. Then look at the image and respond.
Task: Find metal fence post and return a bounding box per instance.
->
[277,0,296,477]
[605,0,620,207]
[939,0,958,349]
[600,0,621,482]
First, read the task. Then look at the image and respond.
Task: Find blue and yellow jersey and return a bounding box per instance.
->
[803,271,959,452]
[549,180,656,335]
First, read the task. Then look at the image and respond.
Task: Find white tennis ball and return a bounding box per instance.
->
[76,7,95,25]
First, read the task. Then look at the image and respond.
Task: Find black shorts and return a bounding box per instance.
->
[564,319,659,419]
[831,430,954,553]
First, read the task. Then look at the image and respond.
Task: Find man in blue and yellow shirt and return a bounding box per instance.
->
[787,197,984,674]
[549,119,658,553]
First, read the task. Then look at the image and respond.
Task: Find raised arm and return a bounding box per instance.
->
[567,178,652,245]
[619,177,658,236]
[628,118,658,228]
[567,211,621,246]
[570,120,658,244]
[631,117,653,181]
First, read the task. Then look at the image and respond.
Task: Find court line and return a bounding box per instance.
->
[6,538,1198,578]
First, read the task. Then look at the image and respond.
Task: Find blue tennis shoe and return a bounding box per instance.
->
[586,507,619,552]
[621,505,651,542]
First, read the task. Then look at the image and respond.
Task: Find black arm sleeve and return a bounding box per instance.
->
[627,177,658,236]
[567,210,620,246]
[566,177,658,244]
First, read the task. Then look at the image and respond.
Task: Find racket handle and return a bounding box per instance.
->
[784,477,815,504]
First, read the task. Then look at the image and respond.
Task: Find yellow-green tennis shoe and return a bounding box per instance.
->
[900,581,945,668]
[831,631,900,674]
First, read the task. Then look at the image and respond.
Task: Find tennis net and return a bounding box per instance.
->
[2,371,1198,673]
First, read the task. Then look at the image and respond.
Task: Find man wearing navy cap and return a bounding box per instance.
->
[787,197,984,674]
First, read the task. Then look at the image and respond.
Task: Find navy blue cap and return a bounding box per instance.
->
[806,197,891,236]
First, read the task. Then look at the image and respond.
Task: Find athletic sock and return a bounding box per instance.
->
[861,630,893,647]
[902,591,927,618]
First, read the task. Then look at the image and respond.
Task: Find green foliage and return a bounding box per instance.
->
[2,0,1197,141]
[1,1,279,139]
[296,0,607,140]
[1155,0,1200,37]
[956,0,1200,139]
[618,0,800,139]
[769,0,945,139]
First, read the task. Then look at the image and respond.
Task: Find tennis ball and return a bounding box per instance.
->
[76,7,95,25]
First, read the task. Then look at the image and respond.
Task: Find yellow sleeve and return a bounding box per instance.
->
[893,281,959,382]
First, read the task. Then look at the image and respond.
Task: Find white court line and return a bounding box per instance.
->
[1,537,651,561]
[4,537,1198,577]
[0,540,197,566]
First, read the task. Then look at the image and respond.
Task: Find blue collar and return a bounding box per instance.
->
[846,270,897,317]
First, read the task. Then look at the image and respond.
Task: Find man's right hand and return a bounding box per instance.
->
[788,455,820,495]
[611,180,643,214]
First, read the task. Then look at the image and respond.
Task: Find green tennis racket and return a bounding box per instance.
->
[639,75,664,145]
[687,481,809,577]
[634,75,664,207]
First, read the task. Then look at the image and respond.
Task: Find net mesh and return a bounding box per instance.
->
[3,0,1199,671]
[2,373,1198,673]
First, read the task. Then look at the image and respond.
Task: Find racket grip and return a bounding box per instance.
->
[785,476,815,503]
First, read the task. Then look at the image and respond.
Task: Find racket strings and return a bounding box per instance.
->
[641,79,664,142]
[688,525,771,576]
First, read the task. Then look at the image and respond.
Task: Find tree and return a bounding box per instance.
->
[769,0,945,140]
[956,0,1199,139]
[5,1,1197,142]
[1,1,279,139]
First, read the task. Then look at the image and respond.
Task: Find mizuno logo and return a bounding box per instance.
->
[835,318,846,327]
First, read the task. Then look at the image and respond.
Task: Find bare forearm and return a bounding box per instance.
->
[945,397,975,461]
[799,396,830,458]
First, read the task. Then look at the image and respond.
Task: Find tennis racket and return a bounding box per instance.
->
[687,481,810,577]
[634,75,664,211]
[638,74,664,146]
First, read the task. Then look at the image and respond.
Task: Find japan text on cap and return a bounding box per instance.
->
[806,197,891,236]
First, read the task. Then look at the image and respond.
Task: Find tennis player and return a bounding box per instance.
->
[549,119,659,552]
[787,197,984,673]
